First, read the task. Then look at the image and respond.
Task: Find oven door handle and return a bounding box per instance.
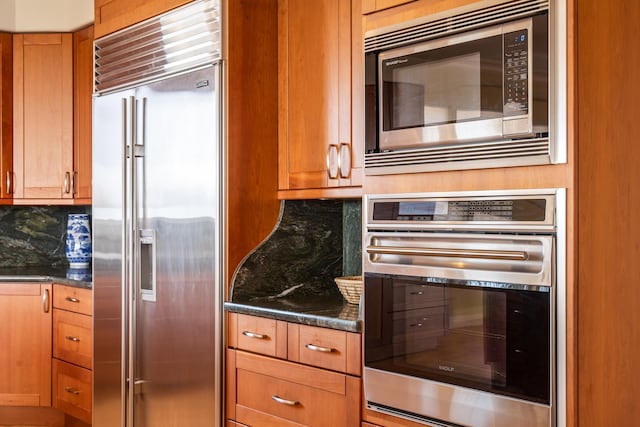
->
[366,245,528,261]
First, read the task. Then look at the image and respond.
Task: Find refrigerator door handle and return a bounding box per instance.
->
[126,95,138,427]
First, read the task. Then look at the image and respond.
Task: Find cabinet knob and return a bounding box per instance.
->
[338,143,351,179]
[5,171,12,195]
[305,343,334,353]
[63,172,71,194]
[65,296,80,303]
[65,335,81,343]
[326,144,340,179]
[272,395,299,406]
[242,330,267,340]
[42,289,50,313]
[64,386,81,395]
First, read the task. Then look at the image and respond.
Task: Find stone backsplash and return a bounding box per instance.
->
[0,205,92,268]
[230,199,362,302]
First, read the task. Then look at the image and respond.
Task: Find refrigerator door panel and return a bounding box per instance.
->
[93,88,136,427]
[132,65,221,427]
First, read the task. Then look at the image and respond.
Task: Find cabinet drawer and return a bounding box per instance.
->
[235,351,358,427]
[52,359,92,424]
[289,324,361,375]
[290,324,347,373]
[53,309,92,369]
[53,285,92,315]
[230,313,287,358]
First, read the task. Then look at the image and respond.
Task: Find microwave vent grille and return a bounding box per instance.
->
[94,0,221,94]
[364,138,550,174]
[364,0,549,53]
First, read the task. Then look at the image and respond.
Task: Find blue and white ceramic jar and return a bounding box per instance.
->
[66,213,92,268]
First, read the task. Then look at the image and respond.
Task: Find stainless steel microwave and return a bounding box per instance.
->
[364,0,565,174]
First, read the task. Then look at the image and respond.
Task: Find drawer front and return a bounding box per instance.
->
[53,309,92,369]
[236,314,283,358]
[52,359,92,424]
[236,369,348,427]
[53,284,92,315]
[296,325,347,373]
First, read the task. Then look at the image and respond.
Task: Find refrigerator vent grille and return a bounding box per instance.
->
[364,138,550,174]
[94,0,221,93]
[364,0,548,53]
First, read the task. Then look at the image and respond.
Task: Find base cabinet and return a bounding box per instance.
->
[0,283,52,407]
[52,284,92,425]
[227,313,362,426]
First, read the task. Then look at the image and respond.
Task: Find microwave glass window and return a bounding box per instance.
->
[391,52,481,128]
[381,36,503,132]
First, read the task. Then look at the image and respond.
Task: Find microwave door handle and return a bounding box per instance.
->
[366,245,528,261]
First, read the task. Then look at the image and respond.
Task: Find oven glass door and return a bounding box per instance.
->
[364,274,551,404]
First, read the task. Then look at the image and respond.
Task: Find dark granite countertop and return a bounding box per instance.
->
[0,266,92,289]
[224,294,361,333]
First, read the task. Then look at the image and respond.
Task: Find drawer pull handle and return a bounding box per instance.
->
[305,343,334,353]
[64,387,81,395]
[65,297,80,303]
[242,331,267,340]
[272,395,299,406]
[65,336,81,342]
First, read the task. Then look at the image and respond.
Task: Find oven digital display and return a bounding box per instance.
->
[373,198,546,222]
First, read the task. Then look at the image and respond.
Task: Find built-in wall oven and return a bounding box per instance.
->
[363,189,565,427]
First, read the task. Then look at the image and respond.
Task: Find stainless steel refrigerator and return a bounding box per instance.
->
[92,1,223,426]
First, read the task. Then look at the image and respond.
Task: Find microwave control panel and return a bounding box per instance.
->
[503,29,529,116]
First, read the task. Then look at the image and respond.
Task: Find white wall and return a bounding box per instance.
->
[0,0,93,32]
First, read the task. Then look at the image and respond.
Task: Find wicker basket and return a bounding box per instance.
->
[334,276,363,305]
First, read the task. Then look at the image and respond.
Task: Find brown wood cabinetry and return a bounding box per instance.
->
[227,313,361,426]
[0,33,11,201]
[73,26,93,203]
[278,0,363,199]
[0,283,52,407]
[12,33,73,201]
[361,0,416,14]
[94,0,191,39]
[226,0,281,288]
[51,284,92,424]
[576,1,640,426]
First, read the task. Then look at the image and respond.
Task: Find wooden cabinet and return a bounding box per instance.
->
[0,33,11,201]
[73,26,93,202]
[52,284,92,424]
[361,0,416,14]
[12,33,73,201]
[11,31,92,205]
[0,283,52,407]
[576,1,640,426]
[278,0,363,199]
[227,313,361,426]
[94,0,192,39]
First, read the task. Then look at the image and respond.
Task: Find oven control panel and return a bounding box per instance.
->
[369,194,555,228]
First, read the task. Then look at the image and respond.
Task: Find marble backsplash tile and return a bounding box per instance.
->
[230,199,362,302]
[0,206,91,268]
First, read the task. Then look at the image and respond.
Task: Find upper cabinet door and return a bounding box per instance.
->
[361,0,417,14]
[0,33,12,200]
[94,0,192,39]
[13,33,73,200]
[278,0,363,198]
[73,26,94,202]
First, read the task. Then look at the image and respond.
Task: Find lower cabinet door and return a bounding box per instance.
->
[52,359,92,424]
